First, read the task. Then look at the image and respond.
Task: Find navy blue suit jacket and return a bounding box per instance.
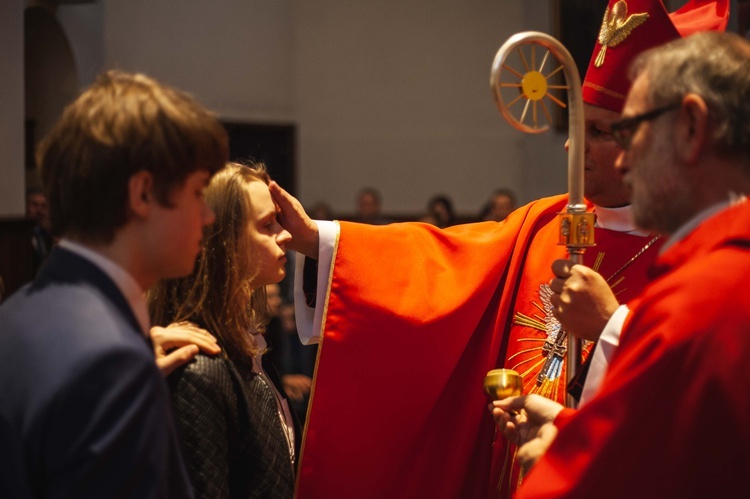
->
[0,247,193,498]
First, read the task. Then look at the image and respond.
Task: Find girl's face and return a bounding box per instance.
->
[244,180,292,289]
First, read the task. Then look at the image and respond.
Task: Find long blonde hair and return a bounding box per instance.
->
[148,162,271,361]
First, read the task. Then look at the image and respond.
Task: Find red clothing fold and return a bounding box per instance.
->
[296,195,661,499]
[518,201,750,498]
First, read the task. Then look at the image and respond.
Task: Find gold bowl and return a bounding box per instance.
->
[483,368,523,400]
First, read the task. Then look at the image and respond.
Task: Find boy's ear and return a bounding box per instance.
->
[129,170,154,217]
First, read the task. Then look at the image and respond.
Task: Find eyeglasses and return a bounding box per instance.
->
[610,103,679,150]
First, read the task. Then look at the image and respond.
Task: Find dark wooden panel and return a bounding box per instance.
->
[222,122,297,196]
[0,218,35,303]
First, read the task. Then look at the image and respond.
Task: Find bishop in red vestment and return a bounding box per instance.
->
[281,2,728,497]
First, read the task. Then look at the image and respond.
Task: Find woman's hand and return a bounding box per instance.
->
[150,321,221,376]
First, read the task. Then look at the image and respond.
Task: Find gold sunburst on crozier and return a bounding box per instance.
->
[498,43,569,131]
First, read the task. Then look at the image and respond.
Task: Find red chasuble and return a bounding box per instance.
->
[517,201,750,499]
[295,194,662,499]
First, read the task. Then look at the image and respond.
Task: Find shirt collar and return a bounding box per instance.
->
[58,239,151,335]
[593,204,649,236]
[661,193,747,254]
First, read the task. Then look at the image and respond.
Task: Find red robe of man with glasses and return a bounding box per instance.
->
[518,200,750,499]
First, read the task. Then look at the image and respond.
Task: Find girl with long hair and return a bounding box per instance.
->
[148,162,296,498]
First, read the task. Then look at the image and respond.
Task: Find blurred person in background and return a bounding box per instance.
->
[480,188,517,222]
[420,194,456,228]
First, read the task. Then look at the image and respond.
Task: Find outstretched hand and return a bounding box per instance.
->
[269,181,320,259]
[548,259,620,341]
[517,422,558,469]
[491,394,564,469]
[150,321,221,376]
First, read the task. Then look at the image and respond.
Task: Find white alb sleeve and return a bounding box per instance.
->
[294,220,339,345]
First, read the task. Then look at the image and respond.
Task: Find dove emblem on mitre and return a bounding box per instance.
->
[595,0,650,68]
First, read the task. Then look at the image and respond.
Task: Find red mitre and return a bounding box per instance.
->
[582,0,729,113]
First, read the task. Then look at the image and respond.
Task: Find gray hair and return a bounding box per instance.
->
[630,31,750,161]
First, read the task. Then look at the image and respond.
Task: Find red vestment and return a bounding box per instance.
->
[295,195,662,499]
[517,201,750,498]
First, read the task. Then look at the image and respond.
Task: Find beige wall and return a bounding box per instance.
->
[103,0,569,216]
[2,0,572,219]
[295,1,526,216]
[104,0,296,122]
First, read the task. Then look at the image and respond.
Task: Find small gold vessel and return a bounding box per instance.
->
[483,368,523,400]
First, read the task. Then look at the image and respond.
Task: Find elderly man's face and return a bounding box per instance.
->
[616,73,686,234]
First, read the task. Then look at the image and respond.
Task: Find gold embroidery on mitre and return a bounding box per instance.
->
[595,0,650,68]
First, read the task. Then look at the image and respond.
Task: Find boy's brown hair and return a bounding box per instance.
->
[38,70,229,243]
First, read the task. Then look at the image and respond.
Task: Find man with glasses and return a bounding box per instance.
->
[610,103,680,150]
[271,1,729,498]
[494,30,750,498]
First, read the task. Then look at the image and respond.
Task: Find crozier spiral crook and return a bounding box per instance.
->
[491,31,592,408]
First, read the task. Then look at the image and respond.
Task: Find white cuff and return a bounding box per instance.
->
[294,220,338,345]
[579,304,628,406]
